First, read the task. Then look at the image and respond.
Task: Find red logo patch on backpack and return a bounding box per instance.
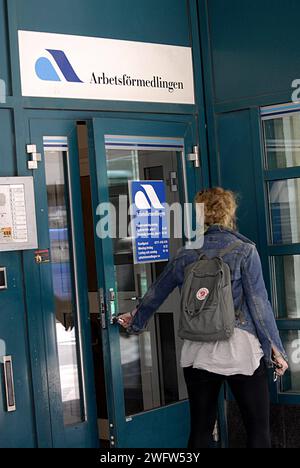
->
[196,288,209,301]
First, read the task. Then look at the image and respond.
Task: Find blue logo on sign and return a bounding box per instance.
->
[134,184,165,210]
[130,181,170,264]
[35,49,83,83]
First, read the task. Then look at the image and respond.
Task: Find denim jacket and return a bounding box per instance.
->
[128,225,288,366]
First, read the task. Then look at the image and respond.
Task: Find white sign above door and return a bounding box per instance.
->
[18,30,195,105]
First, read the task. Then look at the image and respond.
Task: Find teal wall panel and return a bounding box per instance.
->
[16,0,191,46]
[0,109,36,447]
[206,0,300,104]
[0,252,36,447]
[0,110,16,176]
[216,110,260,245]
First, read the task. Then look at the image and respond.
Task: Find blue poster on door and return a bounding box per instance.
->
[129,181,170,264]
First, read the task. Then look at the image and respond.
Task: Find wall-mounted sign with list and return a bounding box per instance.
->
[0,177,38,252]
[129,180,170,264]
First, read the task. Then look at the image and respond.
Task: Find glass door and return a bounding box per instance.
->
[29,117,98,447]
[90,117,200,448]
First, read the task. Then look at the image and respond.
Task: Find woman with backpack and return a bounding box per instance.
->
[118,187,288,449]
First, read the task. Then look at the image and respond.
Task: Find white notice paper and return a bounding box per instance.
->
[0,184,28,244]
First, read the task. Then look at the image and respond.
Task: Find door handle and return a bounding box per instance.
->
[124,297,142,301]
[3,356,16,412]
[108,288,117,324]
[98,288,107,330]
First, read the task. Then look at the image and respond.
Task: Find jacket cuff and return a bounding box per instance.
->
[126,324,144,335]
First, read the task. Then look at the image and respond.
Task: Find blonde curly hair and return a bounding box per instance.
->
[195,187,238,230]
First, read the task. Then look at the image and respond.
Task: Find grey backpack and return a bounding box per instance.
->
[178,242,242,342]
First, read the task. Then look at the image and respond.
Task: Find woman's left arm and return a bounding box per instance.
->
[241,244,289,366]
[120,252,182,333]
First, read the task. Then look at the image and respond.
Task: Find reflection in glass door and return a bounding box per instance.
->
[105,136,187,417]
[43,136,84,425]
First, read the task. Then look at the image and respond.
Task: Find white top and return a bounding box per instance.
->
[180,328,264,376]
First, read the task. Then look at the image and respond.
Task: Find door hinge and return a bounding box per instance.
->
[26,144,42,170]
[187,145,200,168]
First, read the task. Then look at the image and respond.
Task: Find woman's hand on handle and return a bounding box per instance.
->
[272,346,289,377]
[116,309,137,329]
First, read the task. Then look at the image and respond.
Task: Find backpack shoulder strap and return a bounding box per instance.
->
[218,241,243,258]
[194,250,207,260]
[195,240,243,260]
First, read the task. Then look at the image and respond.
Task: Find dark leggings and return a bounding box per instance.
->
[183,359,271,449]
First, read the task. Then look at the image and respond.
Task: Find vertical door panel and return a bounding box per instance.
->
[29,118,98,447]
[90,117,199,447]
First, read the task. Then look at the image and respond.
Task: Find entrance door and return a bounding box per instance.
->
[90,117,200,448]
[28,118,98,448]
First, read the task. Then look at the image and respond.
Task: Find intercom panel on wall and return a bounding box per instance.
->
[0,177,38,252]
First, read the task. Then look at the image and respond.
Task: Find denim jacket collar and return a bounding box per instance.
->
[205,225,256,246]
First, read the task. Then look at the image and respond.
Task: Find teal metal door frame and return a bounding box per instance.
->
[88,115,202,448]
